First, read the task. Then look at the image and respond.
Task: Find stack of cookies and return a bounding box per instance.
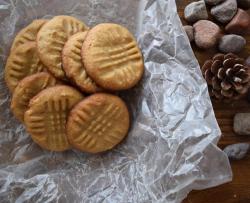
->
[4,15,144,153]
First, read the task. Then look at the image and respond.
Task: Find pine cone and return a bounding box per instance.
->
[202,53,250,100]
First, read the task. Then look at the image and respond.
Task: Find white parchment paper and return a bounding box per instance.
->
[0,0,232,202]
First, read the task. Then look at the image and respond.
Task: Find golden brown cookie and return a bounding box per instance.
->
[37,15,88,80]
[24,85,84,151]
[11,19,48,51]
[11,72,57,122]
[5,42,45,93]
[62,32,100,93]
[82,23,144,90]
[66,93,130,153]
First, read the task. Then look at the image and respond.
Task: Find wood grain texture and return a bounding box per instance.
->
[176,0,250,202]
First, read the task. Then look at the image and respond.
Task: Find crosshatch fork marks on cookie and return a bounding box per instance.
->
[5,42,44,92]
[67,93,130,153]
[83,23,144,90]
[24,85,84,151]
[26,98,70,150]
[92,32,141,77]
[73,102,122,146]
[45,98,68,132]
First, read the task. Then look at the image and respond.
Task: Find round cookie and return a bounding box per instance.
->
[24,85,84,152]
[66,93,130,153]
[37,15,88,80]
[11,72,57,122]
[82,23,144,90]
[11,19,48,51]
[5,42,45,93]
[62,32,100,93]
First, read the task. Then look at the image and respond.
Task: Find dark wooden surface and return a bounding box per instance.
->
[176,1,250,202]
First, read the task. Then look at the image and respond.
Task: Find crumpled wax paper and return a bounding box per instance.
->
[0,0,232,202]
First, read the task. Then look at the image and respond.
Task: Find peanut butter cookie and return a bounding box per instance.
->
[5,42,45,93]
[24,85,84,151]
[66,93,129,153]
[82,23,144,90]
